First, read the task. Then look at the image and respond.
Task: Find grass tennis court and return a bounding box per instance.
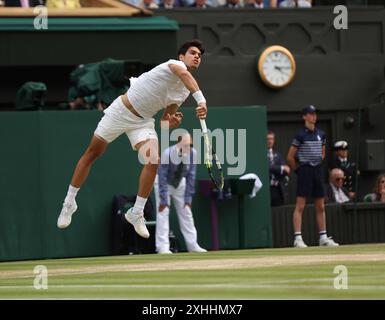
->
[1,244,385,299]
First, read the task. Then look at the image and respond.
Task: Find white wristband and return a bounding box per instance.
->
[192,90,206,104]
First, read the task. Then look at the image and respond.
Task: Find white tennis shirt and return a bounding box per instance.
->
[126,59,191,119]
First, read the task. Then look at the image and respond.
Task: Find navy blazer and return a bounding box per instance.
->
[325,183,351,203]
[330,156,357,193]
[269,150,287,183]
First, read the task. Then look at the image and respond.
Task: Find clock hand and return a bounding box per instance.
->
[274,65,289,75]
[276,65,291,69]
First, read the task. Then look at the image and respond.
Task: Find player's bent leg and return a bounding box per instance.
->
[57,135,108,229]
[124,139,159,239]
[136,138,160,198]
[71,135,108,187]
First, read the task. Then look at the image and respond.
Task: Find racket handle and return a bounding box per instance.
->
[200,119,208,133]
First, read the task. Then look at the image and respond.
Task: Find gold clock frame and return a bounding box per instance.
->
[258,45,296,89]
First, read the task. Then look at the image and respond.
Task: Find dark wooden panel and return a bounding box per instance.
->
[156,8,385,112]
[272,203,385,247]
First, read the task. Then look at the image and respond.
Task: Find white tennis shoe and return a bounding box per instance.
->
[125,208,150,239]
[57,201,78,229]
[294,239,308,248]
[319,237,339,247]
[158,249,173,254]
[189,246,207,253]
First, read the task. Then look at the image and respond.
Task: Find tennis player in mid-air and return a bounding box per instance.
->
[57,40,208,239]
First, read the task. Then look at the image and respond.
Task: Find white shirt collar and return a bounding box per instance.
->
[330,183,349,203]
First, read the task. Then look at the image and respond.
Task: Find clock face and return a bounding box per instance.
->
[258,46,296,89]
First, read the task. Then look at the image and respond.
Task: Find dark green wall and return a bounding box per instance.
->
[0,106,271,261]
[0,111,140,261]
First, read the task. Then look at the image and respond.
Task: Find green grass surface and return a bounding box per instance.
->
[1,244,385,299]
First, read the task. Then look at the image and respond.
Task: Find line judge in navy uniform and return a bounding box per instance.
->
[153,133,206,254]
[287,105,339,248]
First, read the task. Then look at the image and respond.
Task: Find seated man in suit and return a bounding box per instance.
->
[326,168,352,204]
[330,140,358,200]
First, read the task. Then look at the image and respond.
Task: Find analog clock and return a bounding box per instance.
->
[258,45,296,89]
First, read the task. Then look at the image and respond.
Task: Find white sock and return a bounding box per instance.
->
[319,231,327,241]
[64,185,79,204]
[294,232,303,241]
[132,196,147,215]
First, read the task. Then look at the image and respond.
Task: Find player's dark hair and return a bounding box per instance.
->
[178,40,205,56]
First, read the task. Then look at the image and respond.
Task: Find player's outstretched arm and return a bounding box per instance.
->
[169,64,200,93]
[169,64,207,119]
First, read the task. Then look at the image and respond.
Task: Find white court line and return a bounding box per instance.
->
[2,253,385,280]
[1,284,385,290]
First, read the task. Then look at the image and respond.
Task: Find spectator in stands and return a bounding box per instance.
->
[364,173,385,203]
[182,0,217,6]
[190,0,211,7]
[267,130,290,206]
[244,0,277,8]
[325,168,352,204]
[222,0,242,8]
[45,0,81,8]
[279,0,311,7]
[141,0,159,8]
[68,96,105,111]
[121,0,141,6]
[159,0,177,8]
[287,105,339,247]
[154,133,207,254]
[330,140,358,200]
[4,0,44,6]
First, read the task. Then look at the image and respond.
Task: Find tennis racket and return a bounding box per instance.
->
[200,119,224,190]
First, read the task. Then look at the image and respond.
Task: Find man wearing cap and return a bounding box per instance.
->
[287,105,339,248]
[331,140,357,200]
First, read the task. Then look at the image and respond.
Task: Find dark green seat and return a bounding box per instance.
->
[15,82,47,111]
[68,58,134,109]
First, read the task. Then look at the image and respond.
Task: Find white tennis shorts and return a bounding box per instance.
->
[94,96,158,149]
